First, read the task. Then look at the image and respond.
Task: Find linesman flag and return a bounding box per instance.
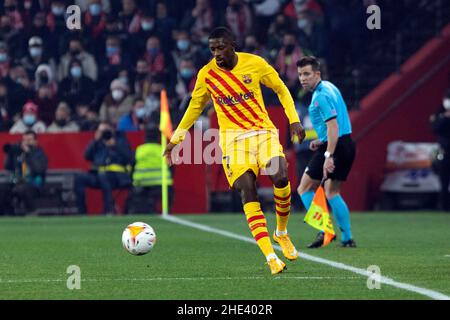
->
[159,89,173,139]
[304,184,335,246]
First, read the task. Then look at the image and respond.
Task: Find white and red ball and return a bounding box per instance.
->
[122,222,156,255]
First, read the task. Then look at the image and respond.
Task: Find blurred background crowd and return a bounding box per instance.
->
[0,0,381,135]
[0,0,448,215]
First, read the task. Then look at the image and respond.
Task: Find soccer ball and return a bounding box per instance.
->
[122,222,156,256]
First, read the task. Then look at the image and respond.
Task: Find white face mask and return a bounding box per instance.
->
[443,98,450,110]
[112,89,124,101]
[297,19,309,30]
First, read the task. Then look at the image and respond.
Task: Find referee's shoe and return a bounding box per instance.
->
[339,239,357,248]
[307,232,336,248]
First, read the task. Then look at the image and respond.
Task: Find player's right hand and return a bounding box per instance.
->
[309,139,322,151]
[163,142,177,166]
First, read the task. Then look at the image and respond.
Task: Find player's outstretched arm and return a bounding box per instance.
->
[169,67,210,148]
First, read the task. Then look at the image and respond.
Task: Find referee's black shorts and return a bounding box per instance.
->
[304,134,356,181]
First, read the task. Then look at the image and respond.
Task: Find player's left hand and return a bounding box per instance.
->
[163,142,177,166]
[323,157,335,179]
[290,122,306,144]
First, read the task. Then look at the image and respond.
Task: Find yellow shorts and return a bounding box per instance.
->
[221,131,285,187]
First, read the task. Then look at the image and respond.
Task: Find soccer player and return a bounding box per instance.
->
[296,56,357,248]
[164,27,306,274]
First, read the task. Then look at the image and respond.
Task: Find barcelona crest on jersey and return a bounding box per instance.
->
[242,74,252,84]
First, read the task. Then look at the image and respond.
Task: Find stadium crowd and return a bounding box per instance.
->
[0,0,374,134]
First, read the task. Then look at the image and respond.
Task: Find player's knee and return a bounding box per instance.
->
[297,183,313,196]
[324,181,342,199]
[233,174,258,204]
[297,183,306,195]
[268,159,288,188]
[297,176,319,195]
[325,189,340,200]
[239,186,258,204]
[272,172,289,188]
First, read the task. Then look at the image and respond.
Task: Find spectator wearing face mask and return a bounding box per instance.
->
[9,101,46,134]
[47,101,80,133]
[74,0,111,13]
[59,59,96,111]
[175,57,197,103]
[143,36,166,76]
[21,36,57,81]
[33,64,59,125]
[83,0,107,39]
[81,0,108,60]
[117,97,148,132]
[59,37,98,82]
[99,78,134,125]
[97,36,132,109]
[144,36,176,90]
[46,0,71,59]
[34,64,57,95]
[274,32,304,93]
[46,1,67,31]
[143,73,166,119]
[171,30,198,69]
[130,11,161,63]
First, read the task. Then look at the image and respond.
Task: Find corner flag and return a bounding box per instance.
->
[159,89,173,139]
[304,184,335,246]
[160,89,173,216]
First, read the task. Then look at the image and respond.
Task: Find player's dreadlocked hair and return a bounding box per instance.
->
[208,27,236,44]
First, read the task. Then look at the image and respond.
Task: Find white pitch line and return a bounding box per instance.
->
[162,215,450,301]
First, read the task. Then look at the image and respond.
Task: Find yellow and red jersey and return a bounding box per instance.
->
[171,52,300,145]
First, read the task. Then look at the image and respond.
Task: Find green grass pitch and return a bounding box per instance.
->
[0,212,449,300]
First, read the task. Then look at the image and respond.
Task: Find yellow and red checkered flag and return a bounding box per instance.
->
[304,184,335,246]
[159,89,173,139]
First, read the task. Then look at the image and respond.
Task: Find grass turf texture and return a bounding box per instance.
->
[0,212,449,300]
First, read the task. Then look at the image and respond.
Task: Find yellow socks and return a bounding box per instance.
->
[274,182,291,234]
[244,202,275,258]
